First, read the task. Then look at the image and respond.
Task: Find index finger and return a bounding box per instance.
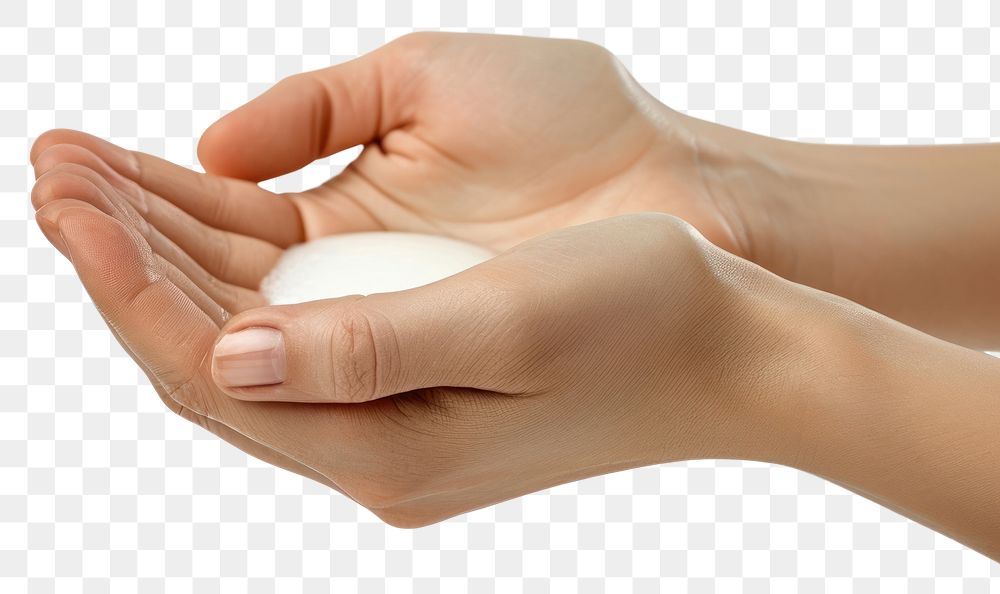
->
[32,129,306,247]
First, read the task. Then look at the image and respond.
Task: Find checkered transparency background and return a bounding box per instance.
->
[1,0,998,591]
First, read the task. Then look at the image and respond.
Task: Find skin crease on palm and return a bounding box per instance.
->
[26,33,1000,559]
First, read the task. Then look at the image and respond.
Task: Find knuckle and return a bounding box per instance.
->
[390,31,439,51]
[384,32,442,70]
[200,174,232,222]
[614,212,705,259]
[204,226,233,280]
[327,305,381,403]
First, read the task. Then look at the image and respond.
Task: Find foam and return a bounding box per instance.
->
[260,232,496,305]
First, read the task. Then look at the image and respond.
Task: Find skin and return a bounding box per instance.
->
[28,33,1000,560]
[680,118,1000,350]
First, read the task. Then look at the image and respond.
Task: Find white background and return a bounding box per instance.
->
[1,0,998,591]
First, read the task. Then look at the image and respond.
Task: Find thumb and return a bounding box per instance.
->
[210,273,534,403]
[197,34,427,183]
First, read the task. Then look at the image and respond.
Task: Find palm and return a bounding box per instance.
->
[308,38,659,249]
[199,33,737,252]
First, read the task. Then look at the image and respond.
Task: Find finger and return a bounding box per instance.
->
[196,35,418,182]
[32,129,304,247]
[33,199,347,494]
[35,198,321,471]
[35,204,214,414]
[32,129,136,172]
[36,145,283,288]
[38,200,229,328]
[32,162,265,313]
[36,199,217,393]
[138,178,284,290]
[208,265,532,403]
[153,253,229,327]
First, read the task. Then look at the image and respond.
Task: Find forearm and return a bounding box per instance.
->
[683,115,1000,349]
[632,254,1000,560]
[793,298,1000,560]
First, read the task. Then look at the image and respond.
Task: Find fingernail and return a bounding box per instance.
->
[212,327,286,388]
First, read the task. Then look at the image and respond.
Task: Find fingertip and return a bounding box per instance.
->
[31,141,85,179]
[32,146,59,180]
[55,200,157,289]
[30,129,141,180]
[30,157,104,213]
[37,195,218,396]
[197,112,269,182]
[196,116,230,176]
[197,57,390,183]
[30,128,75,165]
[35,198,125,265]
[31,129,103,166]
[32,143,112,183]
[35,197,105,232]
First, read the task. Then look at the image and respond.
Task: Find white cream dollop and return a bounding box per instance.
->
[260,232,496,305]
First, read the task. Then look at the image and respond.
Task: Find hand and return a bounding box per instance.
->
[30,195,813,525]
[26,29,762,468]
[193,32,747,255]
[28,31,1000,556]
[31,178,1000,559]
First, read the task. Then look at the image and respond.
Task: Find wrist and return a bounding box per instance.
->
[694,270,852,468]
[634,244,851,469]
[670,114,846,286]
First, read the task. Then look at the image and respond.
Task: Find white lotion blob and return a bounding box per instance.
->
[260,232,496,305]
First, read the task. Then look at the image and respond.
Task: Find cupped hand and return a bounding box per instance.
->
[25,32,794,523]
[30,186,807,524]
[195,32,746,254]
